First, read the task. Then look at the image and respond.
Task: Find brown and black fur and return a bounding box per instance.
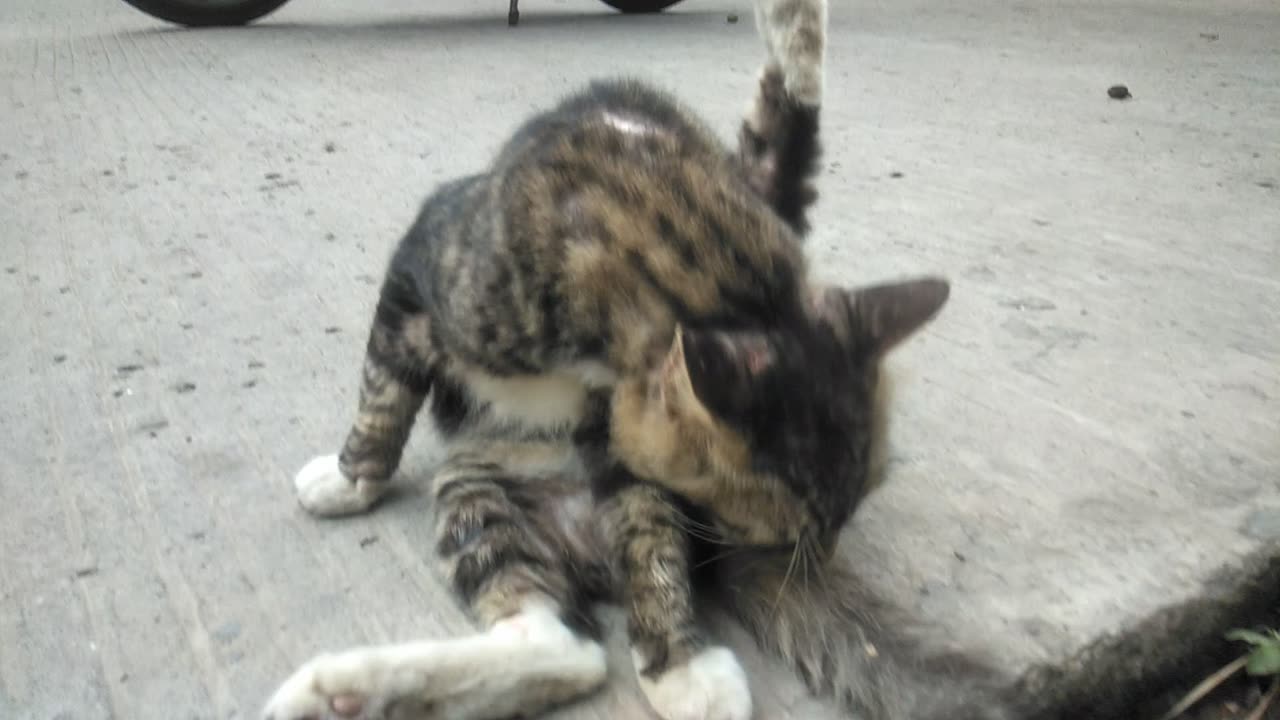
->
[341,74,827,667]
[301,2,1017,717]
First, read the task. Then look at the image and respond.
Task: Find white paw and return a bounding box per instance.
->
[635,646,752,720]
[294,454,387,518]
[489,604,610,697]
[262,652,381,720]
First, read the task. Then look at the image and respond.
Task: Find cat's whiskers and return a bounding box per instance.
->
[674,520,733,547]
[670,508,735,547]
[770,537,803,619]
[694,545,749,570]
[799,534,813,588]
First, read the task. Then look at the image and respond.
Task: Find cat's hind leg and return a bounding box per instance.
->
[755,0,826,105]
[262,599,604,720]
[296,275,436,518]
[266,454,608,720]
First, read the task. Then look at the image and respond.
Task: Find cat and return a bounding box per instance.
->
[262,1,1017,719]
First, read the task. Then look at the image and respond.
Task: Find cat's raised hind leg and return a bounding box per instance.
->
[296,275,436,518]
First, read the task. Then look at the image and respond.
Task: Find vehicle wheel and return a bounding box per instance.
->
[598,0,685,14]
[118,0,293,27]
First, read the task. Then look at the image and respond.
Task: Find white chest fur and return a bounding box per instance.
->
[457,362,617,431]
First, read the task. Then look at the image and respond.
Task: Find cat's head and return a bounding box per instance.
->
[610,276,949,552]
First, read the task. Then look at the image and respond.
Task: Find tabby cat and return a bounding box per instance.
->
[263,1,1017,719]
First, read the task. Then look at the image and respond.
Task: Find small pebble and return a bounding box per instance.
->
[1107,84,1131,100]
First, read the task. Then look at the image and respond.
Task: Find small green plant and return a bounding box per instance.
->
[1160,626,1280,720]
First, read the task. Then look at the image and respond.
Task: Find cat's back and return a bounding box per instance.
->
[494,78,726,171]
[396,77,806,376]
[496,79,806,361]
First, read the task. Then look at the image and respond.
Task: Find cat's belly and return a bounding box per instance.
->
[456,361,616,433]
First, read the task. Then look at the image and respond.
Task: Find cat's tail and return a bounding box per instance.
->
[736,0,827,235]
[708,546,1026,720]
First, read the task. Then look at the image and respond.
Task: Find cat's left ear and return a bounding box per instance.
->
[813,276,950,358]
[660,326,775,415]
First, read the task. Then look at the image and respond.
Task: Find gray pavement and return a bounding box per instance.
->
[1,0,1278,718]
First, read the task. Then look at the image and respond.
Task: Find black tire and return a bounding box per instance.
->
[118,0,293,27]
[598,0,685,14]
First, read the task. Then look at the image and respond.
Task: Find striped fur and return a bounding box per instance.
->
[264,2,1009,719]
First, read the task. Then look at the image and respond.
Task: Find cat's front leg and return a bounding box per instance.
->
[296,285,439,519]
[597,474,752,720]
[633,646,753,720]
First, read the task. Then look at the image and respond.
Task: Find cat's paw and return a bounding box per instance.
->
[262,652,382,720]
[294,454,387,518]
[635,646,752,720]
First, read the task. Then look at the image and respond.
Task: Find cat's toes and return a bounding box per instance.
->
[262,655,373,720]
[294,454,386,518]
[635,646,752,720]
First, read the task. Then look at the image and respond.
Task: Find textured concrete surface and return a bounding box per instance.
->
[1,0,1278,718]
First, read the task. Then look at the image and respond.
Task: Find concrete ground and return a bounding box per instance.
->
[2,0,1277,718]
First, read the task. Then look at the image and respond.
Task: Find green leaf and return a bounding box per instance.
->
[1246,642,1280,677]
[1228,629,1274,646]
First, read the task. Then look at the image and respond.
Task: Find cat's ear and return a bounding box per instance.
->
[660,326,774,416]
[814,276,950,358]
[657,327,694,414]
